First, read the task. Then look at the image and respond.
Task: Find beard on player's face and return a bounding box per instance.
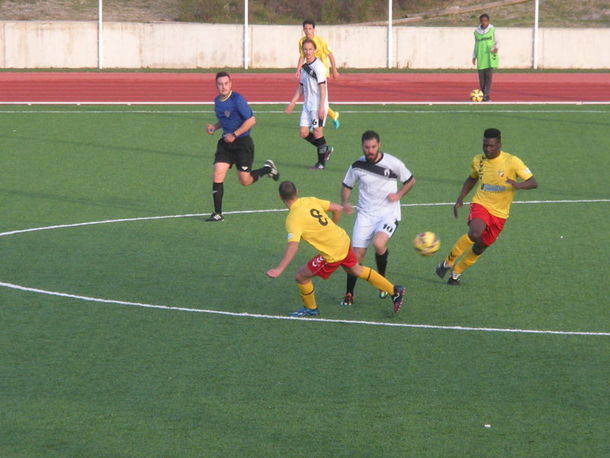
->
[364,150,380,162]
[363,141,381,162]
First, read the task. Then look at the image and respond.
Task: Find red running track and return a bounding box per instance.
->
[0,72,608,103]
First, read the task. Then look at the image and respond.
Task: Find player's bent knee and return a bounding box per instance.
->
[344,264,363,277]
[372,240,387,254]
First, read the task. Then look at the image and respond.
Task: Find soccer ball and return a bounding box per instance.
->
[470,89,484,102]
[413,232,441,256]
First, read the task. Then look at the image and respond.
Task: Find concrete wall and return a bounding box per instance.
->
[0,21,608,69]
[0,21,97,67]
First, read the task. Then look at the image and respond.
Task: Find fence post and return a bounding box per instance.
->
[387,0,393,68]
[244,0,249,69]
[98,0,103,69]
[532,0,539,69]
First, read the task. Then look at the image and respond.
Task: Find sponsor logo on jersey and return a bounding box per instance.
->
[224,110,231,118]
[481,184,507,192]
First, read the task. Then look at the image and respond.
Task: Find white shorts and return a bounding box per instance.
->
[351,213,399,248]
[300,107,327,129]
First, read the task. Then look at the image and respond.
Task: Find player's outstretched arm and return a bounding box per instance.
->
[340,185,355,214]
[453,176,477,218]
[285,85,302,113]
[266,242,299,278]
[327,202,343,224]
[506,176,538,190]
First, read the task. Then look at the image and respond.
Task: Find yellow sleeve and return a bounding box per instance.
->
[469,156,479,179]
[286,216,302,243]
[316,198,331,212]
[318,37,331,56]
[298,37,305,57]
[512,156,533,180]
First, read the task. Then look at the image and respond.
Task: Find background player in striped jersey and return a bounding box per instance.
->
[296,19,341,129]
[266,181,406,317]
[205,71,279,222]
[436,128,537,284]
[285,39,334,170]
[340,130,416,306]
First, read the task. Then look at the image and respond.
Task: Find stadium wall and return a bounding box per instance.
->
[0,21,608,69]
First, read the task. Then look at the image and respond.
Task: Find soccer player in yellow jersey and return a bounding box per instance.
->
[266,181,406,317]
[436,128,538,285]
[296,19,341,129]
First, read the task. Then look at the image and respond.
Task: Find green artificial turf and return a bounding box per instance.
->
[1,104,609,456]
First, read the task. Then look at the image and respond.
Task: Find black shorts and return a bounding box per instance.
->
[214,136,254,172]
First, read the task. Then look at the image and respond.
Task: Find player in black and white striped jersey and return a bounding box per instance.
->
[340,130,416,306]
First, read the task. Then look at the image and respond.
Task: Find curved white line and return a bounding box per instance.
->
[1,199,609,337]
[1,281,607,336]
[1,199,608,238]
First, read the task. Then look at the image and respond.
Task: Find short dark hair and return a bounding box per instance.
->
[479,14,490,20]
[303,19,316,28]
[279,181,297,201]
[301,38,317,50]
[361,130,380,143]
[215,71,231,81]
[484,128,501,141]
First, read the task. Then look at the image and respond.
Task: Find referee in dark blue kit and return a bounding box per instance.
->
[205,71,279,222]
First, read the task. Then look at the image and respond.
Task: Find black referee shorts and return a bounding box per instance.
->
[214,136,254,173]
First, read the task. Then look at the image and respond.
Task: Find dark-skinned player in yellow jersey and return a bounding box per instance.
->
[436,128,538,285]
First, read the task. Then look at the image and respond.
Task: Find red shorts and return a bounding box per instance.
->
[468,203,507,246]
[307,246,358,280]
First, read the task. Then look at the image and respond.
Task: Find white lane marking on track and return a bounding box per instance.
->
[1,199,609,337]
[1,281,608,337]
[0,101,609,106]
[0,199,608,238]
[0,109,609,114]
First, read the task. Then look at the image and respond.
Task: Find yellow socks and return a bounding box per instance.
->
[328,107,338,121]
[445,234,474,267]
[297,281,317,310]
[358,266,394,296]
[453,248,481,275]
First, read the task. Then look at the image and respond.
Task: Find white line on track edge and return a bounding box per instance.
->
[0,109,609,115]
[0,101,609,105]
[1,198,609,337]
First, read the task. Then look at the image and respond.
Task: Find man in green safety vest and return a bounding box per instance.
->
[472,13,499,102]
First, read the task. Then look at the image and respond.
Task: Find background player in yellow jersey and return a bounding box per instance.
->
[266,181,405,317]
[436,128,538,285]
[296,19,341,129]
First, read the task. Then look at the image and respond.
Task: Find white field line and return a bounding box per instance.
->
[1,199,609,336]
[0,108,609,115]
[0,199,609,238]
[1,280,608,337]
[0,101,609,106]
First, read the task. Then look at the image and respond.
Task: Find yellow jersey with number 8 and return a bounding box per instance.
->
[285,197,350,263]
